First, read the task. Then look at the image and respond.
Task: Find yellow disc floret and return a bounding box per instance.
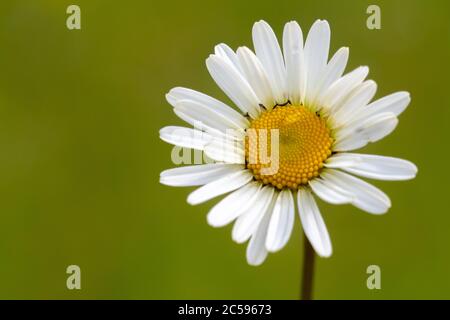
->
[245,105,333,190]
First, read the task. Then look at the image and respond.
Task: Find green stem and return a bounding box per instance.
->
[301,233,315,300]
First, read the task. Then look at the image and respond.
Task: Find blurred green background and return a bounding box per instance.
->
[0,0,448,299]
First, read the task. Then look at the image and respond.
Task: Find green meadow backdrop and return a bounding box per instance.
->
[0,0,448,299]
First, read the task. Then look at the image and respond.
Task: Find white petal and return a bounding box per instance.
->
[332,80,377,126]
[367,91,411,116]
[172,108,229,140]
[236,46,275,109]
[207,182,262,227]
[232,186,275,244]
[325,153,418,181]
[203,137,245,164]
[311,47,349,107]
[166,87,249,128]
[265,189,295,252]
[334,112,398,151]
[214,43,243,74]
[187,169,253,205]
[304,20,331,105]
[319,66,369,112]
[282,21,305,105]
[252,20,287,104]
[349,91,411,125]
[355,113,398,142]
[246,194,276,266]
[159,126,212,150]
[160,164,244,187]
[206,55,261,118]
[174,99,245,132]
[321,169,391,214]
[309,178,354,205]
[297,189,332,257]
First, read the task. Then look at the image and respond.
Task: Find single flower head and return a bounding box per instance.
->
[160,20,418,266]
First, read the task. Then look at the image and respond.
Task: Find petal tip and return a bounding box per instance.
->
[165,92,176,105]
[186,194,198,206]
[314,244,332,258]
[320,251,333,258]
[206,215,220,228]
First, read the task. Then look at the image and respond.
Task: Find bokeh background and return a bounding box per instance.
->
[0,0,449,299]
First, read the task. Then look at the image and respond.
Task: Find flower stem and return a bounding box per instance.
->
[301,233,315,300]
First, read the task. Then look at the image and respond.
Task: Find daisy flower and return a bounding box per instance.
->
[160,20,417,266]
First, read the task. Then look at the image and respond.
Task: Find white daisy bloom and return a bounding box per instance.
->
[160,20,418,266]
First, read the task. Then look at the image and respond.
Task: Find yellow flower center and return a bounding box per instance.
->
[245,105,334,190]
